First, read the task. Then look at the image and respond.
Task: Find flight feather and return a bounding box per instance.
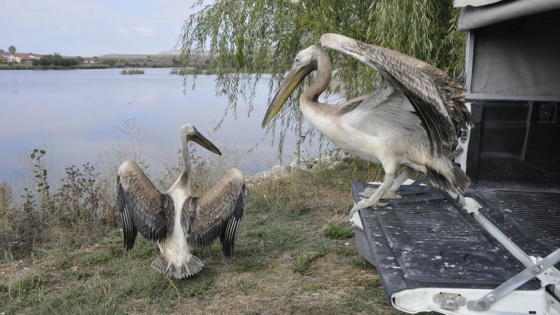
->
[320,33,471,155]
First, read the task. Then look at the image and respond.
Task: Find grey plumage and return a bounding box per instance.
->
[183,170,246,255]
[116,124,246,278]
[262,33,471,218]
[321,33,471,156]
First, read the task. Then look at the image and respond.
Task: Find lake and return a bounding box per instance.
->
[0,68,323,187]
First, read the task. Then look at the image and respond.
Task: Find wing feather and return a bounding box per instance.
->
[220,184,245,256]
[321,33,471,155]
[338,79,421,139]
[116,160,172,250]
[183,168,245,255]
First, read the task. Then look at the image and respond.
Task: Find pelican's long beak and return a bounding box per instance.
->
[261,62,315,127]
[190,130,222,156]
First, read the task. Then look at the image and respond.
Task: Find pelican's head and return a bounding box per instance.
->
[180,124,222,155]
[261,45,322,127]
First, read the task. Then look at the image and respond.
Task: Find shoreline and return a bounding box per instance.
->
[245,149,349,186]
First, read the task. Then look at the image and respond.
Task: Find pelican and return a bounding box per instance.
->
[262,33,471,218]
[115,124,246,278]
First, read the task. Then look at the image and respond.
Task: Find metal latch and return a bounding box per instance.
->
[433,292,467,311]
[460,128,469,142]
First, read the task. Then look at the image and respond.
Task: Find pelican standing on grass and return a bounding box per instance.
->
[262,33,471,218]
[116,124,246,278]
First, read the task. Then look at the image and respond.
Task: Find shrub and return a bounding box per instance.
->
[121,69,145,75]
[2,149,118,259]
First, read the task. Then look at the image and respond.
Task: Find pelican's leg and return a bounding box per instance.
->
[359,167,411,200]
[385,166,412,198]
[350,170,395,219]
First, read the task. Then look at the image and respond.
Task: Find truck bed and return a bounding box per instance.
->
[471,188,560,269]
[350,182,560,299]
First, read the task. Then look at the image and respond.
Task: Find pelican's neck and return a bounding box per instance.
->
[301,50,332,104]
[299,50,335,126]
[168,139,191,195]
[180,139,192,193]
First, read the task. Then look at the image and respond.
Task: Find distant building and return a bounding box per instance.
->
[83,57,99,64]
[1,53,40,63]
[1,54,20,63]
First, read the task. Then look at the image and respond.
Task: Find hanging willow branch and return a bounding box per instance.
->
[179,0,465,153]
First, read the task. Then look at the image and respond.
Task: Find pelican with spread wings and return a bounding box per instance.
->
[116,124,246,278]
[262,33,471,218]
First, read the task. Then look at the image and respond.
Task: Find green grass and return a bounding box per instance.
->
[183,278,215,298]
[0,158,424,314]
[324,223,355,240]
[293,247,328,275]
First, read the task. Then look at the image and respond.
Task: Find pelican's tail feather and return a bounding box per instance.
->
[151,255,204,279]
[426,160,470,195]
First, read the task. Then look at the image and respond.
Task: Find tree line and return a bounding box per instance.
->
[31,53,82,67]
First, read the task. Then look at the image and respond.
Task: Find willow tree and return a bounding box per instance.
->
[179,0,465,152]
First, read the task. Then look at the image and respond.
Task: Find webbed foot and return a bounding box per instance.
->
[348,200,388,220]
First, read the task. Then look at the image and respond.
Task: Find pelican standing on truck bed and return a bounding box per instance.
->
[262,33,471,218]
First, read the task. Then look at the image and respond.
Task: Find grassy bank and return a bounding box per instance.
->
[0,154,424,314]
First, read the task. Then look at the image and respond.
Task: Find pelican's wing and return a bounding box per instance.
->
[183,168,245,256]
[321,33,471,155]
[116,160,173,250]
[337,79,421,139]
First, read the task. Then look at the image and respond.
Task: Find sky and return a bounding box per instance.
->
[1,0,207,57]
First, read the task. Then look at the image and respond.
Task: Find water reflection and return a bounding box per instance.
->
[0,68,321,185]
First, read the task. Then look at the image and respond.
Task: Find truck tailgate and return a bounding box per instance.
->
[350,182,544,300]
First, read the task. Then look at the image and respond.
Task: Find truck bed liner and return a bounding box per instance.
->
[351,182,542,299]
[470,189,560,270]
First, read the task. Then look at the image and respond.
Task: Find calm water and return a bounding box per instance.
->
[0,68,318,186]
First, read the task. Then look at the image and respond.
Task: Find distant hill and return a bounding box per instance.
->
[99,50,180,59]
[157,49,181,55]
[99,54,163,59]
